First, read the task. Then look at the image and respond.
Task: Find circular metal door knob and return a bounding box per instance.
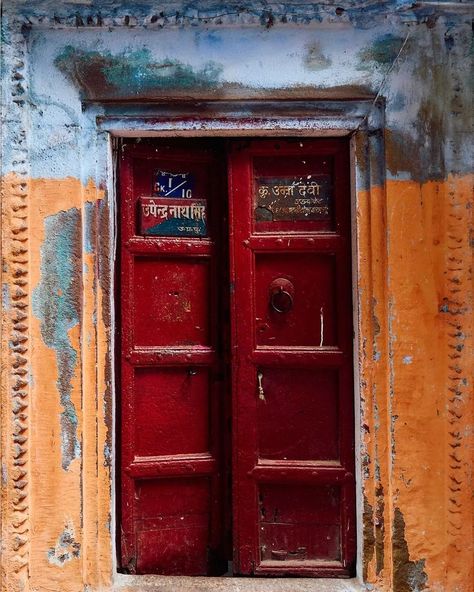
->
[269,277,295,314]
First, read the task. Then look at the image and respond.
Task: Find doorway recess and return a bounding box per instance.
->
[118,137,355,578]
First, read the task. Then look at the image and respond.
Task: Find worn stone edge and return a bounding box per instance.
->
[3,0,472,32]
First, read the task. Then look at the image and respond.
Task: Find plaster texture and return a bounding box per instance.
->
[0,2,472,591]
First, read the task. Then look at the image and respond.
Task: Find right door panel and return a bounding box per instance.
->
[229,138,356,577]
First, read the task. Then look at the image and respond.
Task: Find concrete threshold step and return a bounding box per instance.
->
[114,575,368,592]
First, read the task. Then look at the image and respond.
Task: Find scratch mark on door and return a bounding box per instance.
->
[320,306,324,347]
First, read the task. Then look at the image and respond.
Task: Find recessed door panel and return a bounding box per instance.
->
[257,367,339,461]
[259,484,342,563]
[134,367,210,457]
[133,257,211,347]
[134,477,211,574]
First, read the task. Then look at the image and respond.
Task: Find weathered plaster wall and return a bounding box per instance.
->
[1,2,472,591]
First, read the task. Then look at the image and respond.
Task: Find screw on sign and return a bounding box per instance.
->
[154,170,195,198]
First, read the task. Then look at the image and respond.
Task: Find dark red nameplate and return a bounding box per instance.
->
[139,197,207,237]
[255,175,331,222]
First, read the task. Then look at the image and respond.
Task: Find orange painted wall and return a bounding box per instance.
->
[1,175,113,591]
[359,174,473,592]
[2,169,471,591]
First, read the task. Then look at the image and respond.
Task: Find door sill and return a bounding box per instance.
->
[114,574,368,591]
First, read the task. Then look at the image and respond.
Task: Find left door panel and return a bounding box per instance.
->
[119,141,226,575]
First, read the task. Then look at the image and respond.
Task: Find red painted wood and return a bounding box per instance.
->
[120,137,355,577]
[228,138,356,577]
[119,140,228,575]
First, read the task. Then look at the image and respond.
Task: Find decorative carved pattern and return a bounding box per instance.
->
[0,5,353,29]
[444,177,471,558]
[2,0,469,33]
[1,16,30,591]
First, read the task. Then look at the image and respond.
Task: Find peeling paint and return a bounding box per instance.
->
[371,297,381,362]
[47,521,81,566]
[393,508,428,592]
[32,209,82,471]
[374,483,385,576]
[363,496,375,581]
[96,197,114,469]
[2,282,10,311]
[83,201,96,255]
[386,24,472,182]
[1,463,8,486]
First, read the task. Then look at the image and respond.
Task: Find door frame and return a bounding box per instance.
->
[99,97,387,585]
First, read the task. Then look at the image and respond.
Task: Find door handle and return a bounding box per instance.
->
[257,370,265,402]
[269,278,294,314]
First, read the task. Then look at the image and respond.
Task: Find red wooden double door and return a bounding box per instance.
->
[119,138,355,577]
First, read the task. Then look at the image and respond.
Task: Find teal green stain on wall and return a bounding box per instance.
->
[32,209,82,471]
[357,33,405,68]
[54,46,224,98]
